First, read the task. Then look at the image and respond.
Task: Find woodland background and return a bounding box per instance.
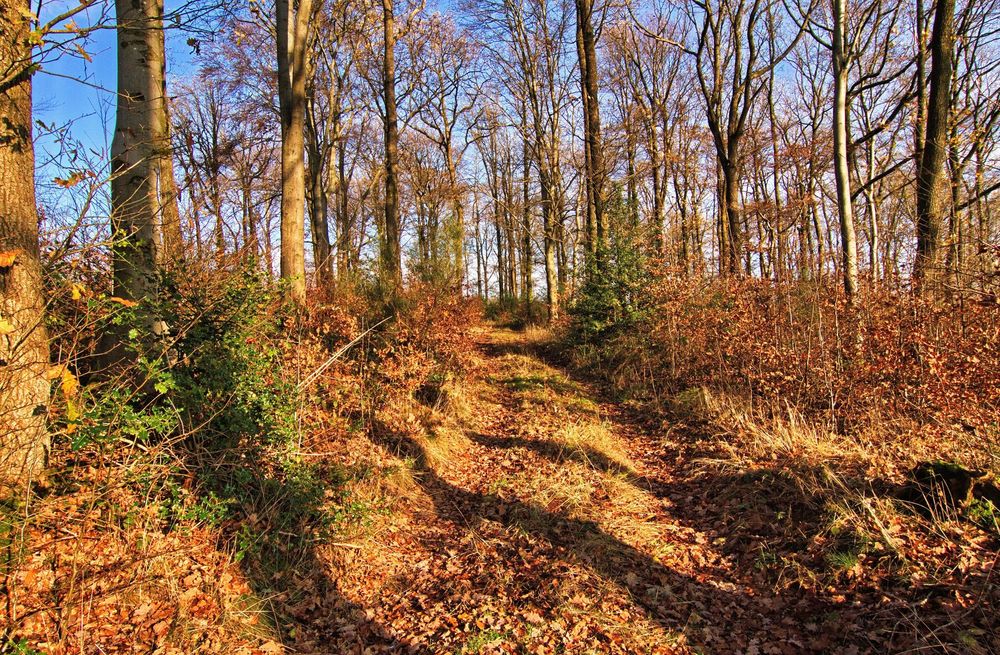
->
[1,0,999,651]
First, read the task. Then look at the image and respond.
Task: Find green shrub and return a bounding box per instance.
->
[165,266,298,448]
[569,191,653,343]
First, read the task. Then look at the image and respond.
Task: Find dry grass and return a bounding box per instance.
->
[717,398,872,470]
[521,466,596,519]
[555,422,634,473]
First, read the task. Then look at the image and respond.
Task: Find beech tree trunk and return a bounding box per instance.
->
[159,99,184,264]
[111,0,176,304]
[308,156,334,286]
[381,0,402,288]
[335,130,352,278]
[276,0,313,305]
[832,0,859,304]
[520,103,533,313]
[575,0,606,256]
[0,0,50,485]
[305,104,334,287]
[576,19,595,257]
[914,0,955,290]
[538,154,559,321]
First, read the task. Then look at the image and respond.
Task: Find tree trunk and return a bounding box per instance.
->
[576,19,595,257]
[538,159,559,321]
[721,159,742,276]
[111,0,172,304]
[381,0,402,288]
[158,98,184,264]
[649,125,664,256]
[575,0,606,256]
[0,0,50,485]
[309,157,334,286]
[306,109,334,287]
[335,132,351,278]
[276,0,313,305]
[832,0,859,304]
[521,104,532,313]
[914,0,955,291]
[446,156,465,289]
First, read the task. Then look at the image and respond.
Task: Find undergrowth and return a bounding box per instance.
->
[2,259,480,654]
[561,251,1000,652]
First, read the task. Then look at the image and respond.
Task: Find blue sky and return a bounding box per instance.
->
[33,4,199,170]
[33,0,455,158]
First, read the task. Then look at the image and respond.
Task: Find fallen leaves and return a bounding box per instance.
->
[5,322,998,655]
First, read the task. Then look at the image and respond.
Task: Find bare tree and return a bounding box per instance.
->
[276,0,316,304]
[914,0,955,290]
[411,14,482,287]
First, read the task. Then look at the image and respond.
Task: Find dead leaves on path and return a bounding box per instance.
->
[6,324,997,654]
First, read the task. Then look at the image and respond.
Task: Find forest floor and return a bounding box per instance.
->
[6,322,995,654]
[285,325,998,655]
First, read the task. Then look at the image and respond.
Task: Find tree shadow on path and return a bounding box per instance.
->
[476,329,1000,653]
[185,445,404,654]
[367,420,859,654]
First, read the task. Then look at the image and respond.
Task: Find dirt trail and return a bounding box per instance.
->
[319,327,872,654]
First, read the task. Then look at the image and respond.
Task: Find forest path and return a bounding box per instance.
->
[322,326,855,654]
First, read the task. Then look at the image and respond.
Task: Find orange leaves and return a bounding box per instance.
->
[0,249,18,268]
[73,42,92,63]
[46,364,81,429]
[627,276,1000,439]
[52,169,93,188]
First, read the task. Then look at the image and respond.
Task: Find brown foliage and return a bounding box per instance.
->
[579,276,999,461]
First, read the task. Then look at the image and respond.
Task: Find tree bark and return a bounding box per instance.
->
[914,0,955,290]
[306,103,334,287]
[832,0,859,304]
[276,0,313,305]
[0,0,50,485]
[111,0,173,304]
[520,103,532,313]
[381,0,402,288]
[335,124,352,278]
[158,98,184,264]
[575,0,606,257]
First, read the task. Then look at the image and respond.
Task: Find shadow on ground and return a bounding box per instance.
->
[478,329,1000,653]
[367,417,859,654]
[186,443,401,654]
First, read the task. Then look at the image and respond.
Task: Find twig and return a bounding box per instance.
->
[296,318,390,393]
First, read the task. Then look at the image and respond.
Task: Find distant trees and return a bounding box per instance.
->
[147,0,996,308]
[31,0,994,341]
[410,14,480,286]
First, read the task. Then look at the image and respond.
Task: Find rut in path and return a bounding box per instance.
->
[310,326,869,655]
